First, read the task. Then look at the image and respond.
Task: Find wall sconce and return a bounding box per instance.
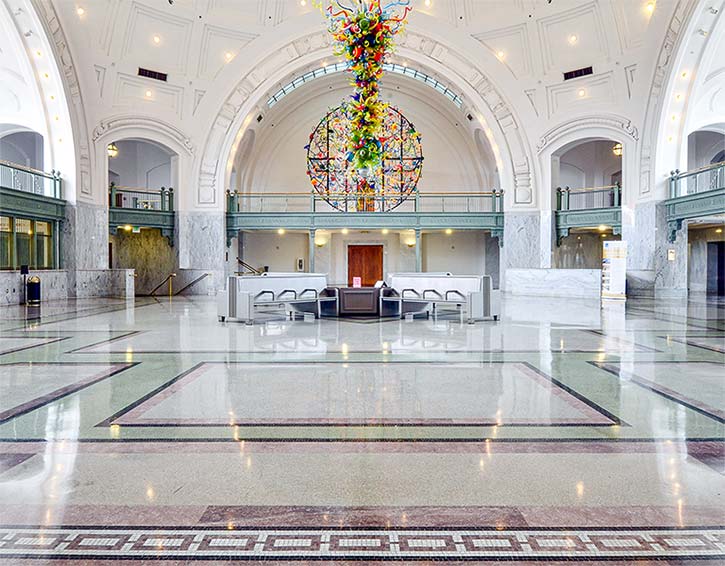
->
[405,238,416,247]
[612,142,623,157]
[107,143,119,158]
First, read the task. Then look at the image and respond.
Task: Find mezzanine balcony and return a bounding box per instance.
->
[666,161,725,241]
[108,185,175,245]
[554,184,621,244]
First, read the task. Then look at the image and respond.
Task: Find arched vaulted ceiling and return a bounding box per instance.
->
[5,0,720,208]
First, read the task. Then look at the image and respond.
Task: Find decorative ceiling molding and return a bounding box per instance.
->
[92,115,194,155]
[32,0,92,199]
[536,114,639,153]
[638,0,694,196]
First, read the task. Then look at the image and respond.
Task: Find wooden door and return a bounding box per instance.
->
[347,245,383,287]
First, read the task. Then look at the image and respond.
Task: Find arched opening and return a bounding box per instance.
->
[107,138,178,294]
[226,65,501,282]
[0,129,44,170]
[551,138,623,269]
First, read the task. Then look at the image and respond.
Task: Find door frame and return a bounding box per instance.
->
[344,241,387,286]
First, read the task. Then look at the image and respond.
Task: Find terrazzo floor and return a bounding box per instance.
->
[0,294,723,564]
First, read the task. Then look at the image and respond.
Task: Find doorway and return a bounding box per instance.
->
[707,242,725,296]
[347,244,383,287]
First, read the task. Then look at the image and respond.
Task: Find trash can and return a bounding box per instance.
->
[26,276,41,306]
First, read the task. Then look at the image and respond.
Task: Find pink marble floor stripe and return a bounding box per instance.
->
[0,440,720,455]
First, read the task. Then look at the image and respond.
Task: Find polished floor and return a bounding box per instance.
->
[0,294,723,564]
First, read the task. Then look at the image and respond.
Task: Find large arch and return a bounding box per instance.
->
[194,22,534,214]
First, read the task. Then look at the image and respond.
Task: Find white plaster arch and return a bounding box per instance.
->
[195,25,534,213]
[640,0,725,200]
[91,115,193,210]
[536,115,639,210]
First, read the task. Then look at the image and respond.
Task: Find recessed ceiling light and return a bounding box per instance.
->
[153,35,161,44]
[381,229,389,235]
[49,95,55,100]
[277,228,285,235]
[496,50,505,59]
[35,50,42,57]
[425,0,432,6]
[54,115,59,121]
[224,51,234,62]
[43,72,49,79]
[568,34,578,45]
[675,93,683,101]
[145,89,153,98]
[445,228,453,235]
[578,89,586,97]
[300,0,306,5]
[76,7,85,16]
[341,228,349,235]
[645,2,655,14]
[681,70,689,79]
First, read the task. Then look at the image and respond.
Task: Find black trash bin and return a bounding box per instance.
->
[26,275,41,306]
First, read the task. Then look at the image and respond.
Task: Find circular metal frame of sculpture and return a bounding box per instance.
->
[306,105,423,212]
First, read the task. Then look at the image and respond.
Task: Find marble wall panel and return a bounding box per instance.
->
[176,212,226,273]
[73,270,134,299]
[111,229,177,295]
[0,270,68,305]
[501,212,542,290]
[688,226,725,294]
[484,232,500,289]
[505,268,601,298]
[62,202,108,271]
[654,203,687,297]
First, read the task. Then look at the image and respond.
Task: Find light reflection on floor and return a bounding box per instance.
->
[0,295,723,563]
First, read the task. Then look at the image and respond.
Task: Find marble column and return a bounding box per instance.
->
[500,211,547,290]
[621,201,657,297]
[62,201,109,297]
[484,232,500,289]
[653,203,688,297]
[176,211,226,292]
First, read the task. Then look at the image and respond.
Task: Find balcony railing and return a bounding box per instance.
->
[226,190,503,214]
[669,161,725,198]
[0,160,62,199]
[109,185,174,211]
[556,184,621,211]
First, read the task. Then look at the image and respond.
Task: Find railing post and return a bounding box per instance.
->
[168,188,174,212]
[160,187,167,211]
[109,183,117,208]
[613,183,621,207]
[556,188,562,211]
[311,191,316,213]
[563,187,570,211]
[414,189,420,213]
[669,170,679,199]
[415,228,422,272]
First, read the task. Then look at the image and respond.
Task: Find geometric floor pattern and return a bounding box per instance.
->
[1,526,723,560]
[0,295,723,563]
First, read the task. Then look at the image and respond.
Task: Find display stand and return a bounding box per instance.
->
[601,241,627,301]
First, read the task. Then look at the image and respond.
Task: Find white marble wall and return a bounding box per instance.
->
[0,270,69,305]
[73,269,135,299]
[505,268,601,298]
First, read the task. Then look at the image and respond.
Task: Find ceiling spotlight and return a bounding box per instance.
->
[153,35,161,44]
[645,2,655,14]
[424,0,432,6]
[107,143,119,158]
[341,228,349,235]
[568,34,578,45]
[612,142,623,156]
[76,7,85,16]
[145,89,153,98]
[381,228,389,235]
[277,228,285,235]
[445,228,453,235]
[224,51,234,62]
[578,89,586,97]
[496,50,505,59]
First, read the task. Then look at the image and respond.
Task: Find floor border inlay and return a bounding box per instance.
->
[0,525,722,560]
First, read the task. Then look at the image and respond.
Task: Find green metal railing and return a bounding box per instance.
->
[0,160,62,199]
[109,184,174,211]
[226,190,504,214]
[669,161,725,198]
[556,184,621,211]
